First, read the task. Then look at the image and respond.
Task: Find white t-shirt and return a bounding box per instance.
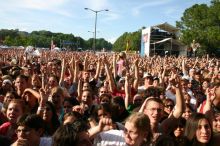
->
[93,130,126,146]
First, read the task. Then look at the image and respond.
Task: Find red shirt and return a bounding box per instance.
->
[112,87,137,99]
[0,122,17,142]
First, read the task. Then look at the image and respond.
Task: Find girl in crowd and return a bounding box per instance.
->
[90,112,152,146]
[0,99,26,143]
[182,103,194,120]
[49,87,65,122]
[184,113,220,146]
[42,101,60,136]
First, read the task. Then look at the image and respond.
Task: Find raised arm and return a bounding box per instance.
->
[103,56,116,92]
[161,75,185,134]
[203,87,216,121]
[133,58,139,91]
[125,73,131,110]
[73,59,79,83]
[182,59,188,76]
[77,79,83,102]
[172,75,184,118]
[59,58,66,85]
[37,88,49,116]
[22,88,41,101]
[68,55,75,83]
[94,57,101,80]
[83,54,88,71]
[88,117,113,139]
[113,53,117,79]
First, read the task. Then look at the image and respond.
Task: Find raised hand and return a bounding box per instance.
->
[39,88,49,107]
[98,117,113,132]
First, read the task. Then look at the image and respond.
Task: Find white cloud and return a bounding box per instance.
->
[85,0,110,10]
[0,0,74,18]
[107,36,117,44]
[132,0,173,16]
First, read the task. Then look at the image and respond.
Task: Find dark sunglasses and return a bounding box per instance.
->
[165,104,174,108]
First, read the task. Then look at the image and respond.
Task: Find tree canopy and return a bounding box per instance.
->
[176,0,220,56]
[112,30,141,52]
[0,29,112,51]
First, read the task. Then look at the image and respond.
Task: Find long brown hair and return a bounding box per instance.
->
[126,112,153,144]
[184,113,213,145]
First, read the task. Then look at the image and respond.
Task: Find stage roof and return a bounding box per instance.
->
[154,22,179,33]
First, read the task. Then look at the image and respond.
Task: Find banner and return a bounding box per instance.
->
[141,27,151,56]
[153,38,171,44]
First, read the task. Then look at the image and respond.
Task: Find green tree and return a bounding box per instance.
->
[113,30,141,52]
[176,0,220,56]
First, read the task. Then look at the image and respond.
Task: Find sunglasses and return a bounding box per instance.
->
[165,105,174,108]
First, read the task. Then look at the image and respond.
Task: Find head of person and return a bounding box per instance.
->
[153,77,160,87]
[124,112,152,146]
[63,98,79,114]
[2,79,13,91]
[132,94,144,108]
[182,104,194,120]
[82,70,90,82]
[15,75,28,93]
[50,87,64,109]
[184,113,212,145]
[43,101,59,125]
[118,77,125,89]
[3,91,17,104]
[82,82,91,91]
[99,93,112,104]
[31,74,41,89]
[183,92,191,104]
[180,78,189,90]
[48,75,59,89]
[163,98,174,115]
[172,117,186,138]
[52,120,91,146]
[6,99,26,124]
[143,73,153,85]
[212,107,220,133]
[63,111,82,125]
[103,80,110,88]
[143,97,164,125]
[22,91,38,110]
[81,89,93,107]
[98,86,109,97]
[119,52,126,59]
[63,76,72,89]
[16,114,45,144]
[111,96,127,122]
[202,79,210,91]
[92,103,112,122]
[189,68,196,77]
[43,101,60,135]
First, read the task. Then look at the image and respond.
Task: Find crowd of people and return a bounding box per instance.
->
[0,48,219,146]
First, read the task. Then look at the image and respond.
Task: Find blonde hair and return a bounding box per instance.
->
[126,112,152,142]
[51,87,64,97]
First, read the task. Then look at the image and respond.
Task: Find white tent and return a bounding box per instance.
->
[52,47,61,52]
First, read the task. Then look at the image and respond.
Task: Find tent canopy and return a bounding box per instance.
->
[154,22,179,33]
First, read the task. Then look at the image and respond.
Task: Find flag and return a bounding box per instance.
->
[126,40,130,51]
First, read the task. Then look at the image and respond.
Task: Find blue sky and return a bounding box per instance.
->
[0,0,210,43]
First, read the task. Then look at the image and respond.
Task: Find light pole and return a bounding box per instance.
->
[85,8,108,52]
[88,31,100,50]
